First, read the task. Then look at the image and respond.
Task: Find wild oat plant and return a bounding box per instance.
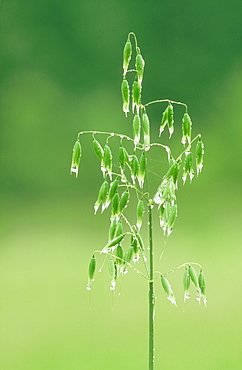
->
[70,32,206,369]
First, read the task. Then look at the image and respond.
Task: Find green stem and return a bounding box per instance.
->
[94,250,148,280]
[148,202,155,370]
[78,130,133,142]
[143,99,188,110]
[78,130,144,150]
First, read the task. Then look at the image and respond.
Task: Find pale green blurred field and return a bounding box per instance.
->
[1,185,242,369]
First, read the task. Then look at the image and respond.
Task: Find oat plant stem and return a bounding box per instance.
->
[148,202,155,370]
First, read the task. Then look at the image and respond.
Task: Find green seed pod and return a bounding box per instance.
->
[131,235,138,254]
[86,254,96,291]
[109,259,117,290]
[103,145,112,180]
[196,137,204,175]
[133,114,141,149]
[171,161,180,189]
[161,201,170,235]
[121,79,130,116]
[119,146,125,171]
[94,180,109,214]
[142,112,150,151]
[161,275,177,306]
[123,38,132,75]
[108,178,119,203]
[137,152,146,188]
[136,198,144,231]
[183,267,191,302]
[70,140,81,177]
[185,151,193,171]
[111,192,120,220]
[182,151,194,184]
[135,49,145,83]
[88,254,96,281]
[102,233,126,253]
[167,103,174,138]
[167,202,177,236]
[142,112,150,136]
[130,155,139,183]
[114,220,123,238]
[159,106,169,136]
[198,269,207,306]
[93,137,103,162]
[125,245,134,263]
[188,265,199,288]
[116,244,124,265]
[119,146,128,172]
[109,218,117,241]
[183,267,191,291]
[161,275,172,295]
[181,112,192,145]
[109,258,115,278]
[132,80,141,113]
[101,181,110,213]
[103,145,112,169]
[198,269,206,295]
[159,204,166,228]
[161,201,169,235]
[182,152,189,184]
[131,234,140,263]
[119,190,129,214]
[139,152,147,173]
[144,134,150,152]
[133,228,144,251]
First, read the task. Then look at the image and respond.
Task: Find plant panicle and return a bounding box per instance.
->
[70,31,206,370]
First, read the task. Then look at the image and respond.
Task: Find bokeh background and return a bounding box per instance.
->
[1,1,242,369]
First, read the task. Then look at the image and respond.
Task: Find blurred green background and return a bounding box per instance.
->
[1,1,242,369]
